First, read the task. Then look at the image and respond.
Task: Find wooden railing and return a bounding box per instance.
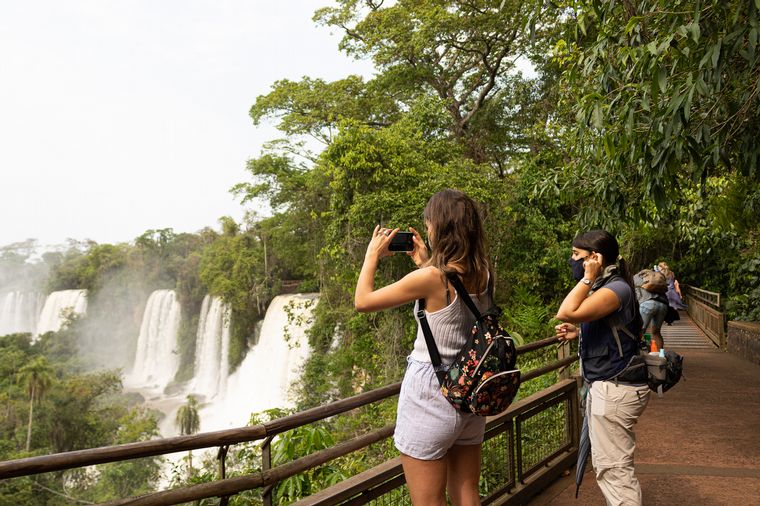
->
[0,338,580,506]
[293,378,580,506]
[684,285,725,348]
[684,285,721,308]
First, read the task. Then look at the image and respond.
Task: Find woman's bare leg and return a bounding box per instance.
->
[401,453,448,506]
[446,444,482,506]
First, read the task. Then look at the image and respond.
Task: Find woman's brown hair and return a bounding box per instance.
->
[423,189,491,293]
[658,262,673,279]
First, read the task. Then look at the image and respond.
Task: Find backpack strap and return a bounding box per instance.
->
[608,320,628,358]
[446,274,483,319]
[598,274,640,357]
[416,299,448,385]
[417,271,490,386]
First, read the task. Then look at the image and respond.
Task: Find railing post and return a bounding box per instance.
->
[218,445,230,506]
[262,435,275,506]
[558,341,571,380]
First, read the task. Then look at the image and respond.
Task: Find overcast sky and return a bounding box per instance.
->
[0,1,374,249]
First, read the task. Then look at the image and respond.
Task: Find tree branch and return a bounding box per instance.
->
[31,479,95,505]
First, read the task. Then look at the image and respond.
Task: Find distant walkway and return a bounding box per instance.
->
[530,313,760,505]
[661,314,715,349]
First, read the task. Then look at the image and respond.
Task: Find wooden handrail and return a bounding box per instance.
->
[110,379,581,506]
[0,337,568,482]
[684,285,721,308]
[105,426,396,506]
[521,354,578,382]
[514,335,559,353]
[0,382,402,480]
[683,285,725,348]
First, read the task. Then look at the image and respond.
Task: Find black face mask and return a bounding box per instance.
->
[567,256,586,281]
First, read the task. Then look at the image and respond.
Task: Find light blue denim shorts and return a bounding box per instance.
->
[640,299,667,331]
[394,357,486,460]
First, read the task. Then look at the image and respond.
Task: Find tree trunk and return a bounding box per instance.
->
[25,384,35,452]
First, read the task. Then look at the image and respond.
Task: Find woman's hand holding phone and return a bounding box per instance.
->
[407,227,429,267]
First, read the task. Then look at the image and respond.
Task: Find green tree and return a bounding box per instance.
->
[314,0,547,167]
[537,0,760,312]
[199,221,269,369]
[175,395,201,471]
[79,407,162,501]
[17,356,54,451]
[547,0,760,224]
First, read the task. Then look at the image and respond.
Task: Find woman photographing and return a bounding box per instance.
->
[355,189,492,506]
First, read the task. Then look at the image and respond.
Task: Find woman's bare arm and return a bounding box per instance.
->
[355,266,439,313]
[355,225,440,313]
[555,252,619,323]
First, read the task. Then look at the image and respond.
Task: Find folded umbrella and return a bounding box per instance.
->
[576,409,591,497]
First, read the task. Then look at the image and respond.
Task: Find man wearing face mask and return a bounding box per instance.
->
[554,230,650,506]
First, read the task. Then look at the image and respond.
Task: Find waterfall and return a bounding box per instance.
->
[35,289,88,335]
[199,293,318,431]
[0,291,45,336]
[187,295,231,401]
[127,290,181,390]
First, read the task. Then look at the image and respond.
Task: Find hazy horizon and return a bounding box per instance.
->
[1,1,374,249]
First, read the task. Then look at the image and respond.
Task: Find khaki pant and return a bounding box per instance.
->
[587,381,650,506]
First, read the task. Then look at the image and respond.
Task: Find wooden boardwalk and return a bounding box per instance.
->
[529,313,760,505]
[661,314,715,349]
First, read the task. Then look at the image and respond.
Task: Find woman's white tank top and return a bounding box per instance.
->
[410,287,491,364]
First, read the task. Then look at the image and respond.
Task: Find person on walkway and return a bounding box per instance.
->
[355,189,492,506]
[634,269,669,351]
[658,261,687,310]
[554,230,650,506]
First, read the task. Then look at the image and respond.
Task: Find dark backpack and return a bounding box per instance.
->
[641,349,684,396]
[418,274,520,416]
[608,319,684,397]
[664,304,681,324]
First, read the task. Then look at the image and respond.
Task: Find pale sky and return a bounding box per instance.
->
[0,1,374,249]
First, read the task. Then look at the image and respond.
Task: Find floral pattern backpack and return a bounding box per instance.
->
[418,274,520,416]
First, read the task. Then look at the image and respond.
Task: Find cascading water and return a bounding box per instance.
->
[126,290,181,391]
[35,289,88,335]
[187,295,231,401]
[196,293,318,432]
[0,291,45,336]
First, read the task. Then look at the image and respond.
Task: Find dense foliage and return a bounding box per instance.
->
[544,0,760,317]
[0,325,162,504]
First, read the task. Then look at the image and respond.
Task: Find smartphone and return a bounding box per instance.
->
[389,231,414,252]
